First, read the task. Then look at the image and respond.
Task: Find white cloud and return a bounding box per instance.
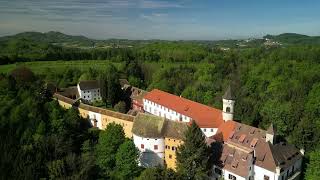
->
[140,13,169,22]
[140,0,183,9]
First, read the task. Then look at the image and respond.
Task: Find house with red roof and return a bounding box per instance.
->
[143,88,235,137]
[210,121,303,180]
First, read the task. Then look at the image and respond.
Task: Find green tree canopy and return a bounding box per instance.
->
[95,123,125,178]
[176,121,210,179]
[305,149,320,180]
[114,140,141,179]
[114,101,127,113]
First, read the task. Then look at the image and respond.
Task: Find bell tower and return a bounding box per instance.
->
[222,85,235,121]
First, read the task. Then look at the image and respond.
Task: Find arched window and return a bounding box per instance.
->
[226,107,231,113]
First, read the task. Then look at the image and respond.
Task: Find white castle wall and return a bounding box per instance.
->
[143,99,191,122]
[133,134,165,167]
[88,111,102,129]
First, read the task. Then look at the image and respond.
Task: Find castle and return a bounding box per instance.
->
[53,83,303,180]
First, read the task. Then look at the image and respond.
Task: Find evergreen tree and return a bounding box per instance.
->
[114,101,127,113]
[305,149,320,180]
[136,167,180,180]
[95,123,125,178]
[99,64,122,107]
[114,140,140,179]
[176,121,210,180]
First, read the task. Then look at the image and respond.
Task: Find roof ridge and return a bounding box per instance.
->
[223,85,235,100]
[266,142,278,168]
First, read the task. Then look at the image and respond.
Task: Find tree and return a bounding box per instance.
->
[114,140,141,179]
[95,123,125,178]
[136,168,163,180]
[99,64,122,106]
[176,121,210,179]
[305,150,320,180]
[78,73,91,81]
[136,167,179,180]
[114,101,127,113]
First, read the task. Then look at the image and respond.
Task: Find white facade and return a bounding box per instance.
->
[77,84,101,102]
[212,166,248,180]
[133,134,165,167]
[143,99,218,137]
[266,133,275,144]
[254,165,278,180]
[212,160,302,180]
[222,98,235,121]
[201,127,218,137]
[88,111,102,129]
[143,99,191,122]
[223,170,247,180]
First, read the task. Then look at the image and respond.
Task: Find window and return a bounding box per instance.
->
[292,165,295,174]
[169,155,172,159]
[228,174,236,180]
[141,144,144,149]
[98,89,99,92]
[226,107,231,113]
[211,129,214,132]
[154,145,158,150]
[172,146,175,151]
[264,175,269,180]
[93,120,97,127]
[165,145,168,149]
[203,128,207,132]
[167,146,170,149]
[214,168,222,175]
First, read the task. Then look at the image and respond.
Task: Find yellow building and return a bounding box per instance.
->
[54,92,188,170]
[53,93,134,138]
[163,120,188,170]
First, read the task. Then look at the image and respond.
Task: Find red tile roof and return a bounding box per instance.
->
[144,89,223,128]
[211,120,236,142]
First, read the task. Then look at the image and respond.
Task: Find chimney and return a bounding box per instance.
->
[276,166,281,175]
[266,124,276,144]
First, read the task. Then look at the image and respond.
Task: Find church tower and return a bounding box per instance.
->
[222,85,235,122]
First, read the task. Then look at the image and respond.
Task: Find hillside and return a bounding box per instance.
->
[264,33,320,45]
[0,31,95,47]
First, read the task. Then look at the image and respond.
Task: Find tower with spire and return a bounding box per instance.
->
[222,85,235,122]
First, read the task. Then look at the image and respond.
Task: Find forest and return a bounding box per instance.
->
[0,32,320,179]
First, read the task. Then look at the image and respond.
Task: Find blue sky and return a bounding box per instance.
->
[0,0,320,40]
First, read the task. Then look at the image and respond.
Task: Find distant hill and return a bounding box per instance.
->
[1,31,320,59]
[264,33,320,45]
[0,31,95,47]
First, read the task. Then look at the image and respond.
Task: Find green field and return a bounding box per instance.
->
[0,60,208,75]
[0,60,124,74]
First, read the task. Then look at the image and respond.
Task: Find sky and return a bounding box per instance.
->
[0,0,320,40]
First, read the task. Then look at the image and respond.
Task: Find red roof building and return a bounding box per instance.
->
[143,89,223,128]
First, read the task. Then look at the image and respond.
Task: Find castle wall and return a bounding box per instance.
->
[54,94,134,138]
